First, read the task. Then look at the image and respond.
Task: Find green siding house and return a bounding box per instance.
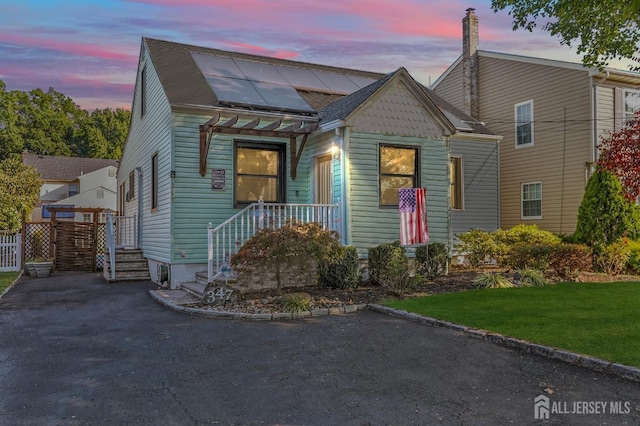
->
[118,38,500,288]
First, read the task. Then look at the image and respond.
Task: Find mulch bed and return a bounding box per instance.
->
[187,269,640,315]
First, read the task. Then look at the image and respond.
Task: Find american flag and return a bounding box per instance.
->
[399,188,429,246]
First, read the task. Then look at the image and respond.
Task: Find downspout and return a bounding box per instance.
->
[136,167,143,250]
[339,126,350,246]
[592,71,610,162]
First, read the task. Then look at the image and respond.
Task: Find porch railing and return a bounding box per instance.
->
[105,214,138,280]
[207,200,338,283]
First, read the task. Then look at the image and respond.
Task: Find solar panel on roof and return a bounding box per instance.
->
[252,81,315,113]
[275,66,330,91]
[192,52,244,79]
[205,75,268,107]
[346,74,378,89]
[311,70,360,93]
[235,60,289,85]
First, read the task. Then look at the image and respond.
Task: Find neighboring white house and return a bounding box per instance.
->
[22,153,119,222]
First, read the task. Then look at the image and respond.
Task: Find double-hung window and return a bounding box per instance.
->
[515,100,534,147]
[379,145,419,207]
[522,182,542,219]
[624,89,640,123]
[235,141,286,206]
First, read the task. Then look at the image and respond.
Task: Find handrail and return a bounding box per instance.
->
[207,200,338,283]
[105,214,138,280]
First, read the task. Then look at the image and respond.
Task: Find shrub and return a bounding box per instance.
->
[595,238,631,276]
[505,244,555,271]
[415,242,448,280]
[455,229,501,267]
[368,241,422,295]
[626,240,640,274]
[515,269,549,287]
[548,244,592,281]
[574,169,640,246]
[473,272,513,289]
[500,224,561,247]
[318,246,360,289]
[279,292,311,313]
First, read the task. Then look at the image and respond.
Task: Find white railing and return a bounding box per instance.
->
[0,233,22,272]
[207,200,338,283]
[105,214,138,280]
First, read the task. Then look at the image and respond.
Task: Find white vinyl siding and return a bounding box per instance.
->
[515,100,534,147]
[522,182,542,219]
[624,89,640,123]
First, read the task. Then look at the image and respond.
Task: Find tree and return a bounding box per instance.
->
[574,169,640,246]
[491,0,640,70]
[597,115,640,201]
[0,79,130,161]
[0,158,41,232]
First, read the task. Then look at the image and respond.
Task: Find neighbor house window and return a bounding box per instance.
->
[515,100,534,147]
[522,182,542,219]
[97,188,104,199]
[83,213,92,222]
[68,183,79,197]
[624,89,640,123]
[379,145,419,206]
[151,152,158,210]
[234,141,285,206]
[129,170,135,200]
[450,156,463,210]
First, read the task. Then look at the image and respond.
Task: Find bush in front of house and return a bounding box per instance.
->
[473,271,513,289]
[547,243,593,280]
[625,239,640,274]
[368,241,422,295]
[516,269,549,287]
[415,242,448,281]
[506,244,555,271]
[455,229,505,267]
[594,238,632,276]
[574,169,640,246]
[318,245,360,289]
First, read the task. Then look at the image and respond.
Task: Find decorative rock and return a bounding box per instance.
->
[292,311,311,318]
[328,306,345,315]
[311,308,329,317]
[344,304,358,313]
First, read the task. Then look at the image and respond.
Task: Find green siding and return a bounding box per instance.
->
[170,112,313,264]
[347,132,449,256]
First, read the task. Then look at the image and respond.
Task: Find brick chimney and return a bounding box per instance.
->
[462,7,479,119]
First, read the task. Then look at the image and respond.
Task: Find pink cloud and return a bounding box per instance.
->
[222,41,299,60]
[0,32,137,63]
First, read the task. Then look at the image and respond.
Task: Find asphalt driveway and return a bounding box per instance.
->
[0,272,639,425]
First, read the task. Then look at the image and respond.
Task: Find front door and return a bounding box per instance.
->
[315,154,332,204]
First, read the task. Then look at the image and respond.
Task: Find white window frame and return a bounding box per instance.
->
[521,181,542,220]
[624,89,640,123]
[450,156,464,210]
[515,100,534,148]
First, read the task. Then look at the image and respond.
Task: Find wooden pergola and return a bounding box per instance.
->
[199,114,319,180]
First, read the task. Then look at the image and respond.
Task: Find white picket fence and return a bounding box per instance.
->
[0,233,22,272]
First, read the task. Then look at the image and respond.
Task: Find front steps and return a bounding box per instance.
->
[103,249,150,282]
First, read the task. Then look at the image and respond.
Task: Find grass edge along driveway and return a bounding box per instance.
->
[385,282,640,368]
[0,271,20,294]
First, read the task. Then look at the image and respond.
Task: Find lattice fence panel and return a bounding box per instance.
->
[24,223,52,261]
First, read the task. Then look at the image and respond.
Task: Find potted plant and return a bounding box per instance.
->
[25,258,54,278]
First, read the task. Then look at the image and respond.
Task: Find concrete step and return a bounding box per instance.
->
[181,281,207,298]
[104,268,150,281]
[104,259,148,270]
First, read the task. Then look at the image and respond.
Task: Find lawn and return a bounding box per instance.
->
[0,271,20,294]
[385,282,640,368]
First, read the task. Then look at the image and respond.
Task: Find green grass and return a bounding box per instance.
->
[385,282,640,368]
[0,271,20,294]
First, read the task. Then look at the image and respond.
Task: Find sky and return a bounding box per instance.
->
[0,0,627,111]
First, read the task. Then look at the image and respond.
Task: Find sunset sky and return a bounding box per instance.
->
[0,0,619,111]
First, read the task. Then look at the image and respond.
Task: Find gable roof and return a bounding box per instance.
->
[144,38,384,114]
[22,153,118,182]
[320,68,494,135]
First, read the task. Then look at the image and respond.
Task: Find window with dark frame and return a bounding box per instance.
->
[129,170,135,201]
[522,182,542,219]
[140,67,146,118]
[450,156,463,210]
[379,145,419,207]
[151,153,158,210]
[234,141,286,206]
[515,100,534,147]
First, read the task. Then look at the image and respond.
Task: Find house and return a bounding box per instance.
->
[433,8,640,235]
[22,153,118,222]
[118,37,501,288]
